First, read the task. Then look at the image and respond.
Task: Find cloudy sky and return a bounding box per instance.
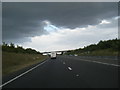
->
[2,2,119,52]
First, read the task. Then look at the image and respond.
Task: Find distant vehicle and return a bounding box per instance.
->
[74,54,78,56]
[42,53,48,56]
[57,52,62,55]
[50,52,57,59]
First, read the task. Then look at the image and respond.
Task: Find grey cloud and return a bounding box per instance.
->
[97,17,118,29]
[2,2,118,43]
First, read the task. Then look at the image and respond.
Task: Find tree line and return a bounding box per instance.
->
[66,38,120,55]
[2,42,41,54]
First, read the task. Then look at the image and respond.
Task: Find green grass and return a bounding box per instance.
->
[2,52,48,76]
[78,49,118,56]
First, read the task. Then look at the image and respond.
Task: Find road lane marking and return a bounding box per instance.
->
[80,59,120,67]
[63,62,65,64]
[0,59,49,88]
[76,74,79,77]
[64,56,119,67]
[68,67,72,71]
[91,61,120,67]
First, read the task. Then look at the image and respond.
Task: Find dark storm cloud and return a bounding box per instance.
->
[2,2,118,43]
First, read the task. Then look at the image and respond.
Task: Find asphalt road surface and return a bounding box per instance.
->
[2,55,119,88]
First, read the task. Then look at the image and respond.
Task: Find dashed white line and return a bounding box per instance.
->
[68,67,72,71]
[0,59,48,88]
[76,74,79,77]
[63,62,65,65]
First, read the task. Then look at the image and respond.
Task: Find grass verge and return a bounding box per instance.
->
[2,52,48,76]
[77,49,118,56]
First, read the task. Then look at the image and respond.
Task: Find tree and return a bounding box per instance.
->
[10,43,15,48]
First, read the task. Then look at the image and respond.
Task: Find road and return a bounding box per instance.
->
[2,55,119,88]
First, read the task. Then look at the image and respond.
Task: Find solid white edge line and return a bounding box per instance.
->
[80,59,120,67]
[0,59,48,88]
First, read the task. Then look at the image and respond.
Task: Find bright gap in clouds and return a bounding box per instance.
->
[42,20,59,32]
[23,17,118,52]
[100,20,111,24]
